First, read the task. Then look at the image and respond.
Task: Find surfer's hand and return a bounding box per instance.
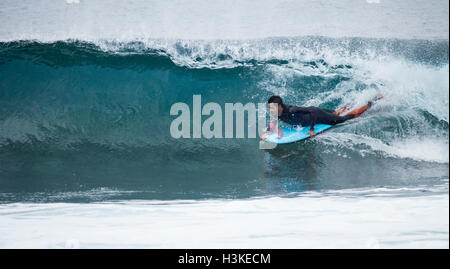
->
[261,132,268,141]
[306,130,316,137]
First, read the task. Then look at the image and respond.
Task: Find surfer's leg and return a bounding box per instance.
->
[320,108,348,116]
[345,105,368,118]
[344,100,374,118]
[330,114,355,124]
[316,110,355,125]
[333,94,382,118]
[333,107,349,115]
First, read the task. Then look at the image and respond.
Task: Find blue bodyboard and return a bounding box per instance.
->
[264,124,333,144]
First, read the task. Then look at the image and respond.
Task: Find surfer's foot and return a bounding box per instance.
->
[373,93,384,101]
[367,93,383,108]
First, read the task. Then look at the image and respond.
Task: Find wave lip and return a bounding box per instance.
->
[1,37,448,69]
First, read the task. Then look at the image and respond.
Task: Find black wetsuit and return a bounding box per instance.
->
[278,104,355,130]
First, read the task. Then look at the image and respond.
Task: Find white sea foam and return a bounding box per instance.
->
[260,53,449,125]
[354,59,449,122]
[318,132,449,164]
[0,188,447,248]
[65,0,80,4]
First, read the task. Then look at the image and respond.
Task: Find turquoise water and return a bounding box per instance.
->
[0,38,448,202]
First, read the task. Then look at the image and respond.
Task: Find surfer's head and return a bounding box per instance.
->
[268,95,283,117]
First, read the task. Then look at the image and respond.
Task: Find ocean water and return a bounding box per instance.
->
[0,0,448,248]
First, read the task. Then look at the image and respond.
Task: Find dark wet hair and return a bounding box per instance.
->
[268,95,283,105]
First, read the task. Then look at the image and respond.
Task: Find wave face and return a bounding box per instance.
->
[0,37,448,202]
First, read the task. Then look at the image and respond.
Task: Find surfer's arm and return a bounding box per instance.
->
[308,108,318,132]
[268,121,277,132]
[261,121,276,140]
[290,106,319,133]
